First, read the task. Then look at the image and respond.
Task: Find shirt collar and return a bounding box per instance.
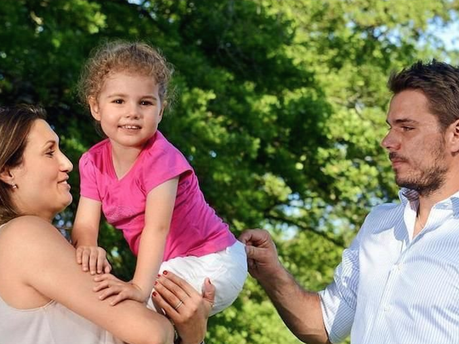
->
[399,187,459,214]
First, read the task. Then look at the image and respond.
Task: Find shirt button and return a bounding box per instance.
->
[384,305,391,312]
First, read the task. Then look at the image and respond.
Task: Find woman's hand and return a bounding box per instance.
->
[152,271,215,344]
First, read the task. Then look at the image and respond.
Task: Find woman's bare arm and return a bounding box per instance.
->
[0,216,174,344]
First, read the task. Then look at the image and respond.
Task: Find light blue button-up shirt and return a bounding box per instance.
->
[319,189,459,343]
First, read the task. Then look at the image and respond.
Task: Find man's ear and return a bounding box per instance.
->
[449,119,459,154]
[88,96,101,121]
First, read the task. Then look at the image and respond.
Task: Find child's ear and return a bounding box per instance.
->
[88,96,101,121]
[158,102,167,122]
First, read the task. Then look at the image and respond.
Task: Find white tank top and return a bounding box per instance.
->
[0,297,123,344]
[0,224,123,344]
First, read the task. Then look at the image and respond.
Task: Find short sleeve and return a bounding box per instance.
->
[318,229,362,343]
[142,143,192,193]
[79,153,101,201]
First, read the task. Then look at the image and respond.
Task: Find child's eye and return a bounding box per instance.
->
[113,99,124,104]
[402,126,414,132]
[46,150,55,157]
[140,100,153,106]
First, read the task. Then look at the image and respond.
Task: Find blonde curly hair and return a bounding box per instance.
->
[78,40,174,106]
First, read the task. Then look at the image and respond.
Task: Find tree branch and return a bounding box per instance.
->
[266,213,346,248]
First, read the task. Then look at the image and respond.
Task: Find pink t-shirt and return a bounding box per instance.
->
[79,131,236,261]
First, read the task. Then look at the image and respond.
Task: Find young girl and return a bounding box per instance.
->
[72,41,247,315]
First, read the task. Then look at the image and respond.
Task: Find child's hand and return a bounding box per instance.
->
[75,245,112,275]
[93,274,146,305]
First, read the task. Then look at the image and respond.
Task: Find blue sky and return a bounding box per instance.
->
[433,20,459,50]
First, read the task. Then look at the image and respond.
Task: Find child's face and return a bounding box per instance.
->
[89,71,164,150]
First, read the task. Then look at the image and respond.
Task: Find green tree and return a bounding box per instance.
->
[1,1,459,342]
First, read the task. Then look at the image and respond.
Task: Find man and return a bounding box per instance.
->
[240,60,459,343]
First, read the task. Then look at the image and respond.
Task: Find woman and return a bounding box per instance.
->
[0,105,213,344]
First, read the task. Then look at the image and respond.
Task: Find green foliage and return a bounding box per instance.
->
[1,0,459,342]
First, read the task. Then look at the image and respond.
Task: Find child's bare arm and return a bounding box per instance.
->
[72,196,110,274]
[96,177,179,305]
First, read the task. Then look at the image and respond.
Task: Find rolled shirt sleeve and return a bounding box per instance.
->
[318,230,362,343]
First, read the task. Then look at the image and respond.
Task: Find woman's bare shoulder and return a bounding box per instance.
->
[2,215,52,229]
[0,216,67,255]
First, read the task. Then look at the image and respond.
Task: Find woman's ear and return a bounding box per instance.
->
[88,96,101,121]
[0,168,14,186]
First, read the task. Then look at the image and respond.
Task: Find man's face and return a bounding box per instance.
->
[381,89,449,196]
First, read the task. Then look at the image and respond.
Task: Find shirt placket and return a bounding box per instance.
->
[362,247,407,343]
[363,200,452,344]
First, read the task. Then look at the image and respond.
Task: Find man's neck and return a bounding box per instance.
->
[417,171,459,221]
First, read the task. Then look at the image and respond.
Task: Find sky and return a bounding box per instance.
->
[433,20,459,50]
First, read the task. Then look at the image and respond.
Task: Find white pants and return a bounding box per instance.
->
[150,241,247,316]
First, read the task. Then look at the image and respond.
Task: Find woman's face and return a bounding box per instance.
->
[9,119,73,221]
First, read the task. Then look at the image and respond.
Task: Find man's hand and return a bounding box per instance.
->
[75,245,111,275]
[93,273,147,306]
[240,230,330,344]
[239,229,284,283]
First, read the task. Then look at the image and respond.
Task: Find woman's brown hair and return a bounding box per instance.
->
[0,105,46,224]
